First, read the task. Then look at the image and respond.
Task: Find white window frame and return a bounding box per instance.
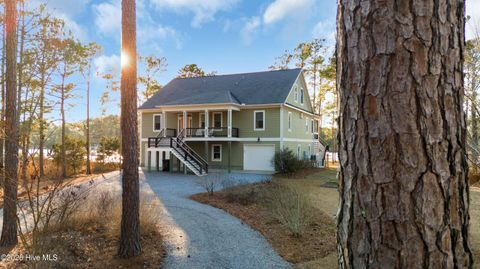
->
[213,112,223,128]
[305,117,309,133]
[294,86,298,102]
[212,144,222,162]
[199,113,206,128]
[153,114,162,132]
[300,88,304,104]
[288,112,292,132]
[253,110,265,131]
[297,145,301,160]
[311,119,315,133]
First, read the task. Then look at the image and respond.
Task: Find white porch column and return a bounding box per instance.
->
[183,111,187,136]
[228,109,232,138]
[162,111,167,137]
[205,109,209,137]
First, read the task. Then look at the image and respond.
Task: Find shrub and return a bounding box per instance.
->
[266,184,314,237]
[196,173,223,195]
[273,148,306,175]
[96,136,120,164]
[51,136,87,175]
[224,185,261,206]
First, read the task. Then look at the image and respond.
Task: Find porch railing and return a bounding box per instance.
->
[185,127,239,138]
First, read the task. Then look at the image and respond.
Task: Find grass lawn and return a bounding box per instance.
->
[192,166,480,268]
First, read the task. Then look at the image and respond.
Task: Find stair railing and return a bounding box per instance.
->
[170,129,208,174]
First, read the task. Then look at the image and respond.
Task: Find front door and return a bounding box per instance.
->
[178,114,192,133]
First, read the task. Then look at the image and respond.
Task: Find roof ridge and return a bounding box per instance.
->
[174,68,302,80]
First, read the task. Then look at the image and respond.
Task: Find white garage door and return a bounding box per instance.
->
[243,145,275,171]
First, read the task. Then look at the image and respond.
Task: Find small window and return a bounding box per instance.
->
[288,112,292,132]
[294,86,298,102]
[305,118,309,133]
[297,145,301,160]
[200,113,206,128]
[311,119,315,133]
[254,110,265,131]
[153,114,162,131]
[213,112,222,128]
[300,88,304,104]
[212,144,222,161]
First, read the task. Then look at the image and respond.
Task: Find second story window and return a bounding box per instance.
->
[294,86,298,102]
[254,110,265,131]
[311,119,315,133]
[153,114,162,131]
[305,118,309,133]
[300,88,304,104]
[288,112,292,132]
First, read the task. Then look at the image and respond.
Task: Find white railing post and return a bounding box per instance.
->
[162,111,167,137]
[183,110,187,137]
[228,109,232,138]
[205,109,209,138]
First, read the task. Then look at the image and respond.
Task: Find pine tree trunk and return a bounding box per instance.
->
[86,61,91,175]
[60,70,67,178]
[336,0,473,268]
[1,0,19,247]
[118,0,141,258]
[17,1,25,187]
[0,20,6,188]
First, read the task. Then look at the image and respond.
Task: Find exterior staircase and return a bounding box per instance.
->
[148,129,208,176]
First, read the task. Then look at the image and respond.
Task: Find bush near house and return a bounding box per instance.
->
[273,148,308,175]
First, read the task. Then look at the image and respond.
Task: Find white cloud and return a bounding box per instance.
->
[138,25,183,50]
[466,0,480,39]
[94,54,121,75]
[312,20,336,44]
[150,0,239,28]
[241,17,261,45]
[263,0,314,25]
[93,0,121,35]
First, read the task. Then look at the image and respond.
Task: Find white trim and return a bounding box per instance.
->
[213,111,223,128]
[212,144,222,162]
[253,110,265,131]
[228,109,232,138]
[177,113,192,132]
[279,106,284,150]
[288,112,292,132]
[284,103,317,117]
[141,137,316,143]
[311,119,315,133]
[153,114,163,132]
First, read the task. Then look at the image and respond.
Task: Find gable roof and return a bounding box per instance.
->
[139,68,302,109]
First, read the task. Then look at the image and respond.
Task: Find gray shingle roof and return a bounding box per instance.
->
[139,68,302,109]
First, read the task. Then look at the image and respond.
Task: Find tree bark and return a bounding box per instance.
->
[118,0,141,258]
[60,68,67,178]
[336,0,473,268]
[0,17,6,188]
[86,61,91,175]
[1,0,19,247]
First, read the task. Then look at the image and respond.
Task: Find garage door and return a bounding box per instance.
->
[243,145,275,171]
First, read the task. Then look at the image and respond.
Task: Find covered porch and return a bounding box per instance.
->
[151,105,241,140]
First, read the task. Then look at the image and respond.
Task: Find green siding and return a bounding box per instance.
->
[285,73,314,113]
[234,108,280,138]
[283,141,314,160]
[282,106,315,139]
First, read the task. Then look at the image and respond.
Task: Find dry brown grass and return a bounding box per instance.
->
[0,190,164,269]
[191,179,336,264]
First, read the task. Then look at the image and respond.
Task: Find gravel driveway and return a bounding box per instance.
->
[0,170,290,269]
[141,171,290,269]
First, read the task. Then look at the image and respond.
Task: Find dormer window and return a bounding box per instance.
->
[300,88,304,104]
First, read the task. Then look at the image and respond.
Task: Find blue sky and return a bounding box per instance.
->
[34,0,480,123]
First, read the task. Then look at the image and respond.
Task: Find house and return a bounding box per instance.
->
[138,68,325,176]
